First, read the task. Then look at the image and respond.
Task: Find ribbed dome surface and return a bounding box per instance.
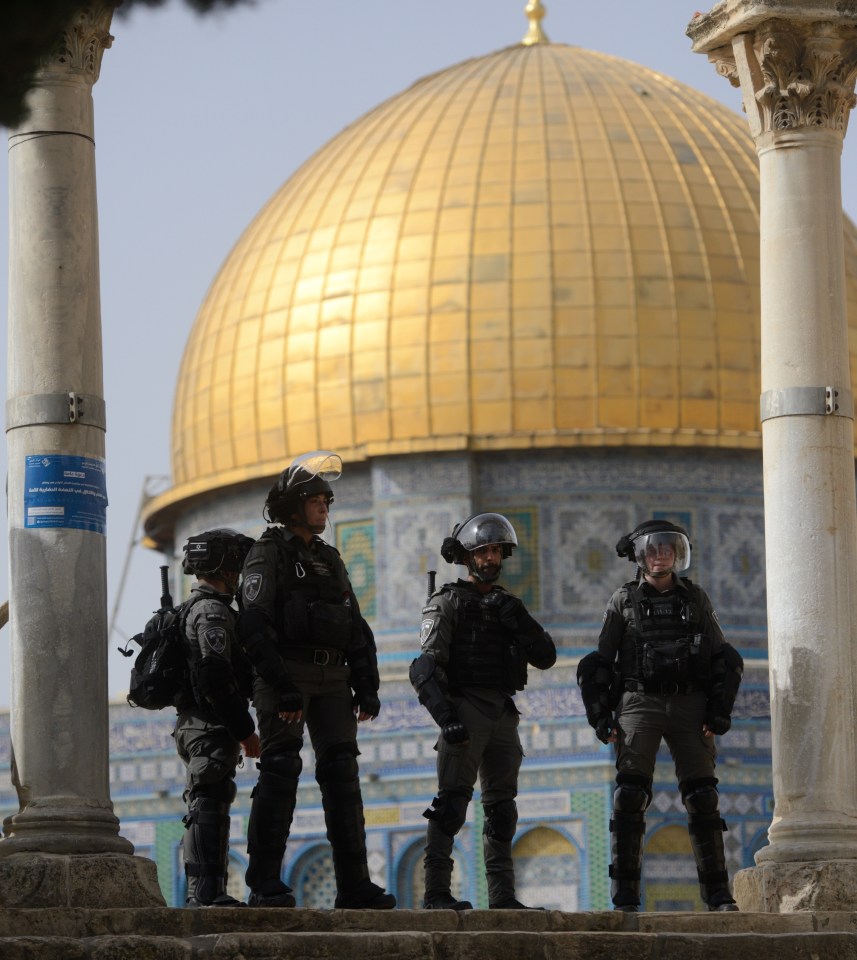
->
[153,39,857,522]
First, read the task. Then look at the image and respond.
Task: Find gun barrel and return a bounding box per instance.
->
[159,565,173,610]
[427,569,436,600]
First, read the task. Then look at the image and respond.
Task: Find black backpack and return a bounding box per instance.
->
[125,601,195,710]
[121,566,208,711]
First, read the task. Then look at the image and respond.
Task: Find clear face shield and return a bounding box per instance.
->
[287,450,342,489]
[633,531,691,576]
[456,513,518,554]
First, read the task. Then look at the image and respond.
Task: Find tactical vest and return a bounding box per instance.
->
[619,579,710,688]
[444,584,528,693]
[175,593,250,712]
[263,529,355,652]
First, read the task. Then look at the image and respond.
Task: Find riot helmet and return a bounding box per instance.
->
[616,519,691,578]
[265,450,342,525]
[441,512,518,583]
[182,528,255,578]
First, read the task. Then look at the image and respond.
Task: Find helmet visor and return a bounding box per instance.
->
[291,451,342,483]
[456,513,518,552]
[633,531,691,575]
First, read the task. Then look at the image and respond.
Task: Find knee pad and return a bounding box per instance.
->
[187,775,236,807]
[254,750,302,799]
[261,751,303,781]
[614,774,652,814]
[483,799,518,842]
[183,794,231,828]
[682,778,720,816]
[315,743,359,786]
[424,790,470,838]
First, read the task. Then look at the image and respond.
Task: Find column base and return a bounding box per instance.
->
[1,797,133,855]
[734,860,857,912]
[0,853,165,907]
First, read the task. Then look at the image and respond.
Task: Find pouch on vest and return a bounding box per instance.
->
[503,643,528,692]
[641,639,691,686]
[308,599,353,649]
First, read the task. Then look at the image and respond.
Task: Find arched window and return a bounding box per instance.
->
[289,844,335,908]
[513,826,580,911]
[396,833,470,908]
[643,822,703,911]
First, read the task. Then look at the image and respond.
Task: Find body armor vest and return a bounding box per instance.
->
[264,529,355,652]
[619,579,709,687]
[444,585,527,693]
[175,594,251,713]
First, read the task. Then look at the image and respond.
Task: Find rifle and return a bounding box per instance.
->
[427,569,436,601]
[118,565,173,658]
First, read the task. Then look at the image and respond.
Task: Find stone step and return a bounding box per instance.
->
[0,909,854,959]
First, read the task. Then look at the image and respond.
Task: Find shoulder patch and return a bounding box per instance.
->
[203,626,227,654]
[420,618,436,646]
[243,573,263,602]
[422,604,440,614]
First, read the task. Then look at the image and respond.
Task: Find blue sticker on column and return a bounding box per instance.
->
[24,455,108,535]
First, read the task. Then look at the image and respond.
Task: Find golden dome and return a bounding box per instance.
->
[143,35,857,539]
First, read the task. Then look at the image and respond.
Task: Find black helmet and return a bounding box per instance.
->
[265,451,342,523]
[616,519,691,575]
[182,528,255,576]
[441,513,518,565]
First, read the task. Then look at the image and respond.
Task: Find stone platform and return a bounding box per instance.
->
[1,907,857,959]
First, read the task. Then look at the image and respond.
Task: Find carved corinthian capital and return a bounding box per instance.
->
[757,21,857,132]
[42,4,116,85]
[711,18,857,138]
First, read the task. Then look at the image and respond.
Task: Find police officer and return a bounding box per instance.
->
[409,513,557,910]
[175,528,260,908]
[236,451,395,909]
[577,519,743,913]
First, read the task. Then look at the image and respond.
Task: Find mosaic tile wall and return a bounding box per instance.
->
[0,445,772,908]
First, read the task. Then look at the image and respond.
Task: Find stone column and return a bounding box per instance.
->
[3,4,162,906]
[689,4,857,911]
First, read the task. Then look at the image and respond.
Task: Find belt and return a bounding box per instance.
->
[284,647,346,667]
[624,679,702,696]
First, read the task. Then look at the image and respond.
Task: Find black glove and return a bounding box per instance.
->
[276,678,303,715]
[353,688,381,719]
[496,595,524,633]
[441,721,470,744]
[706,712,731,736]
[595,714,613,744]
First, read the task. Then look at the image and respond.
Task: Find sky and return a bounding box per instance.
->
[2,0,857,708]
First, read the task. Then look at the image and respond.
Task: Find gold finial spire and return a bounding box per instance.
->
[522,0,549,46]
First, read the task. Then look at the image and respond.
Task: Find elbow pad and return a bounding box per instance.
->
[237,609,289,689]
[577,651,615,728]
[527,630,557,670]
[709,642,743,717]
[195,657,255,742]
[409,653,456,728]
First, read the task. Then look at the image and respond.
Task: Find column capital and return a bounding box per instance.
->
[39,4,117,86]
[689,4,857,140]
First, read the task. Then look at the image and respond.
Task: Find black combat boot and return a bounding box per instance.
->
[683,778,738,912]
[245,753,300,907]
[422,892,473,910]
[483,800,521,909]
[183,798,245,908]
[422,819,466,909]
[317,750,396,909]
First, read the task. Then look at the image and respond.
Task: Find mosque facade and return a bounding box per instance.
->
[15,8,855,909]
